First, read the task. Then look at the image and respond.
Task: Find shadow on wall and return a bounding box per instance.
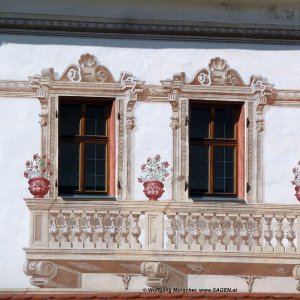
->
[1,35,300,51]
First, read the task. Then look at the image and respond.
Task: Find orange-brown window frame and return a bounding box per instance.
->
[58,97,115,197]
[189,101,244,199]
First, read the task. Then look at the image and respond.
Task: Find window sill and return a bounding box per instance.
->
[191,196,246,204]
[60,194,117,201]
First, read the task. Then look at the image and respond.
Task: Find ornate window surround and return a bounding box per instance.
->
[1,53,299,203]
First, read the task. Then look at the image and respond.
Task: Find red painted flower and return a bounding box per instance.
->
[47,160,51,166]
[155,154,161,161]
[147,157,152,163]
[42,168,46,173]
[43,154,47,159]
[35,165,38,169]
[164,173,169,177]
[33,153,39,160]
[49,171,53,176]
[25,160,30,167]
[162,161,169,168]
[138,178,143,183]
[141,164,146,170]
[24,171,28,178]
[291,180,296,185]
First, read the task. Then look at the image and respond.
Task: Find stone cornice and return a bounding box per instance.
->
[0,16,300,44]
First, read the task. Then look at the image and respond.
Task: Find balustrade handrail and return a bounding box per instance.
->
[24,198,300,216]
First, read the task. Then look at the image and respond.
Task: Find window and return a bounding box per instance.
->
[189,102,244,198]
[58,97,115,197]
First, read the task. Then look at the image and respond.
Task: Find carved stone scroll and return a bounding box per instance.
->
[140,262,187,289]
[24,260,81,288]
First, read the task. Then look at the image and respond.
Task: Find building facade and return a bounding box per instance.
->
[1,0,300,293]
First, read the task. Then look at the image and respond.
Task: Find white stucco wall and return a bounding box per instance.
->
[0,98,40,288]
[0,34,300,290]
[133,102,172,200]
[264,107,300,204]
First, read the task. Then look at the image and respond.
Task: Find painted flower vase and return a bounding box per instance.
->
[28,177,50,198]
[143,180,164,201]
[295,186,300,201]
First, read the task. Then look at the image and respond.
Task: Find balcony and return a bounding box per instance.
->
[24,199,300,290]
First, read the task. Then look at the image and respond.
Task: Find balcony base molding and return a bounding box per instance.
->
[23,260,81,288]
[140,262,187,289]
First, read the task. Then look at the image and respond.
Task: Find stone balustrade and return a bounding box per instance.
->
[25,199,300,254]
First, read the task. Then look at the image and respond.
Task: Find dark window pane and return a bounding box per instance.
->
[215,107,235,138]
[85,144,106,191]
[214,147,234,193]
[190,107,210,139]
[86,104,106,136]
[59,104,80,136]
[190,145,209,194]
[59,143,79,192]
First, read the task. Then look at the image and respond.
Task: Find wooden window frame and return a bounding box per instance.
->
[189,101,244,199]
[58,97,115,197]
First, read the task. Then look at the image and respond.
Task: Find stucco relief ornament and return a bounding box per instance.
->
[24,153,53,198]
[291,162,300,201]
[138,155,170,201]
[62,53,115,83]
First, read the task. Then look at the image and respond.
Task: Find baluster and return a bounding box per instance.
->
[131,212,142,249]
[73,212,83,248]
[84,212,95,249]
[108,213,118,249]
[166,214,176,250]
[274,215,285,253]
[49,213,59,248]
[226,216,237,251]
[215,216,225,251]
[210,215,219,250]
[263,215,274,252]
[190,214,201,251]
[252,215,262,252]
[203,214,213,251]
[61,213,71,248]
[286,216,296,253]
[119,213,130,249]
[94,211,107,249]
[239,216,250,251]
[198,214,207,249]
[178,214,188,250]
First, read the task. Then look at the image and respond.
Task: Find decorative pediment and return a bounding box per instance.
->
[59,53,116,83]
[173,57,246,86]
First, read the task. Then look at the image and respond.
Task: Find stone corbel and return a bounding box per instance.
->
[140,262,187,289]
[37,88,49,127]
[293,265,300,292]
[24,260,81,288]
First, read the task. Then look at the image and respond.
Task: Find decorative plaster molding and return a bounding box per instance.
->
[68,262,102,271]
[118,99,125,199]
[60,53,116,83]
[1,17,300,44]
[185,264,208,274]
[126,115,135,130]
[140,262,187,289]
[24,260,81,288]
[170,116,179,130]
[238,276,263,293]
[172,57,246,87]
[293,265,300,292]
